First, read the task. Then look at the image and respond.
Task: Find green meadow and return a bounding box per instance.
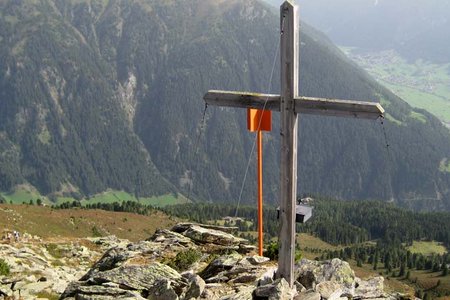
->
[342,48,450,124]
[1,186,189,207]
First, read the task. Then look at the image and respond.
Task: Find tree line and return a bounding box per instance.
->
[162,197,450,247]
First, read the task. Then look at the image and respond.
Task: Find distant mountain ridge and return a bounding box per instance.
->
[268,0,450,63]
[1,0,450,210]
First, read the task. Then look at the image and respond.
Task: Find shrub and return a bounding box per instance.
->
[167,249,202,271]
[264,242,301,262]
[91,226,103,237]
[0,259,10,276]
[264,242,279,260]
[46,244,64,259]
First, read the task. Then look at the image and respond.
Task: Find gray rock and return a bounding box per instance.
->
[80,247,135,280]
[294,290,321,300]
[238,243,257,254]
[294,281,306,293]
[228,272,259,284]
[62,263,188,299]
[253,278,296,300]
[147,279,179,300]
[315,281,343,300]
[220,285,254,300]
[0,283,13,297]
[296,259,355,290]
[200,253,243,280]
[199,283,234,299]
[183,224,247,246]
[202,254,275,286]
[60,281,84,299]
[205,274,230,284]
[257,267,277,286]
[91,263,187,292]
[172,223,238,234]
[150,229,194,246]
[354,276,386,299]
[60,281,146,299]
[183,272,206,299]
[20,281,52,295]
[246,255,270,265]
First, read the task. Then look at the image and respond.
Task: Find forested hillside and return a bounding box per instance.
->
[162,198,450,247]
[1,0,450,209]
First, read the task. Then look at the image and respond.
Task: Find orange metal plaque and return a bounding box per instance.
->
[247,108,272,132]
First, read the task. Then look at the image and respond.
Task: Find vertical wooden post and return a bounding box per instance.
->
[277,0,299,288]
[257,130,263,256]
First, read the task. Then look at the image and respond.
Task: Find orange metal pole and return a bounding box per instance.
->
[257,130,264,256]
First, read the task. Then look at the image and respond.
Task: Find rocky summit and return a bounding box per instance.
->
[0,223,412,299]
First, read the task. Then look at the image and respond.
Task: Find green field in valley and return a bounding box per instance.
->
[407,241,448,256]
[80,191,190,207]
[0,185,43,204]
[342,48,450,126]
[0,185,189,207]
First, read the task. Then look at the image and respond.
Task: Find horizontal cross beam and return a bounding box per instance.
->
[204,90,385,120]
[204,90,280,111]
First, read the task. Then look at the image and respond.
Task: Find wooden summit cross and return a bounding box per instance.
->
[204,0,384,288]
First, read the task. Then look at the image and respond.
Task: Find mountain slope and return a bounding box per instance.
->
[0,0,176,197]
[288,0,450,64]
[0,0,450,210]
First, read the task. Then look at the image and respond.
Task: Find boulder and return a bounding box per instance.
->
[150,229,194,246]
[20,281,52,295]
[200,252,243,280]
[294,281,306,293]
[354,276,386,299]
[246,255,270,265]
[182,272,206,299]
[294,290,321,300]
[182,224,246,246]
[296,258,355,290]
[80,247,135,280]
[0,283,13,298]
[61,281,146,299]
[61,263,187,299]
[221,285,255,300]
[253,278,296,300]
[198,283,235,299]
[90,263,187,292]
[147,279,180,300]
[315,281,343,300]
[257,267,277,286]
[200,252,276,286]
[172,223,238,234]
[239,243,257,253]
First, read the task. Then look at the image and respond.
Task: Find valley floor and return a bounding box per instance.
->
[342,48,450,126]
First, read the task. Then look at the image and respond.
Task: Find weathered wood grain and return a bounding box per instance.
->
[277,0,298,287]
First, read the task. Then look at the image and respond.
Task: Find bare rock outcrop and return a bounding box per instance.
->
[0,241,100,299]
[60,223,268,299]
[294,259,394,300]
[1,223,409,300]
